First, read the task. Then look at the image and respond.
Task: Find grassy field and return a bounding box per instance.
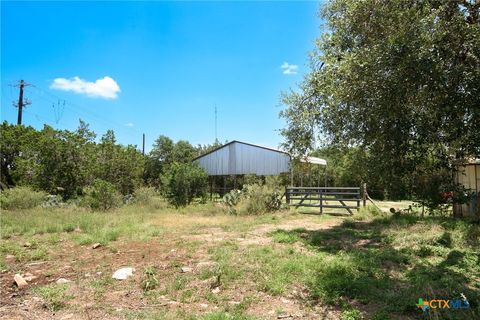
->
[0,200,479,319]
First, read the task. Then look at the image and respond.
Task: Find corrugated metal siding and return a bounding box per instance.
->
[195,141,290,176]
[196,144,230,175]
[453,164,480,217]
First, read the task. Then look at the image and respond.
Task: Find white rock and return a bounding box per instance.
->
[180,266,192,273]
[112,267,134,280]
[5,254,15,260]
[14,274,28,288]
[56,278,72,284]
[199,303,209,309]
[92,243,101,249]
[211,287,220,294]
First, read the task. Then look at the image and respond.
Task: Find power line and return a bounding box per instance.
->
[28,84,144,136]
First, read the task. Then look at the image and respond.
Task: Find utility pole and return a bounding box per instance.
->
[14,80,31,125]
[142,133,145,156]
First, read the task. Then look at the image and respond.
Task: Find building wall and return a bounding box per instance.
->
[453,164,480,217]
[195,141,290,176]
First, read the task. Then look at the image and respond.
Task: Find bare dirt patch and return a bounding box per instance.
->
[0,214,344,319]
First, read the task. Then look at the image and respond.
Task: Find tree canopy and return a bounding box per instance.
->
[281,0,480,200]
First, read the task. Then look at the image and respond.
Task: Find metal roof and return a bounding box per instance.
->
[300,156,327,166]
[194,140,326,176]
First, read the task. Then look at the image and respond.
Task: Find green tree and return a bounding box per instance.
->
[0,122,38,187]
[171,140,197,164]
[281,0,480,201]
[161,162,208,207]
[146,135,199,187]
[95,130,144,195]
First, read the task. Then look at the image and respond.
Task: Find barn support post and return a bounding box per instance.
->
[362,183,367,207]
[290,166,293,187]
[209,177,213,201]
[317,165,320,188]
[223,175,227,196]
[324,166,327,187]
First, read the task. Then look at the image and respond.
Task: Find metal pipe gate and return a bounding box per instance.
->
[285,186,362,214]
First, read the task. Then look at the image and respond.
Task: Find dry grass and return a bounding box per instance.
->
[1,202,478,320]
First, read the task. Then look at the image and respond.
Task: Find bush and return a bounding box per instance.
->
[131,186,166,210]
[141,266,159,292]
[222,189,242,214]
[0,186,47,210]
[161,162,208,207]
[133,187,157,204]
[41,194,65,208]
[224,182,284,215]
[83,179,122,211]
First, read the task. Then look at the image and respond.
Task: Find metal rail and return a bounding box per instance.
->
[285,186,362,215]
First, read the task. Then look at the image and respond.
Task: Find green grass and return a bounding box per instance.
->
[1,200,479,319]
[263,213,480,319]
[270,229,302,243]
[142,266,159,292]
[0,240,49,262]
[33,283,73,311]
[0,201,230,246]
[198,312,258,320]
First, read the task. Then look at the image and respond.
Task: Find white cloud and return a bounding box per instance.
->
[50,76,120,99]
[280,62,298,75]
[125,122,134,127]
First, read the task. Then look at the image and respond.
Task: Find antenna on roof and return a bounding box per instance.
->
[215,104,218,143]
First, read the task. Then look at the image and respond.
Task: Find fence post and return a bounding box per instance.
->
[285,186,290,204]
[362,183,367,207]
[320,188,323,214]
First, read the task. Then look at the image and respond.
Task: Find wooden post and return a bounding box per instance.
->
[320,187,323,214]
[362,183,367,207]
[285,186,290,204]
[290,166,293,187]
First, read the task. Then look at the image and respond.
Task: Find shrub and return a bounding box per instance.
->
[141,266,159,292]
[223,183,284,215]
[161,162,208,207]
[41,194,65,208]
[241,183,283,214]
[222,189,242,214]
[133,187,157,205]
[83,179,122,211]
[0,186,47,210]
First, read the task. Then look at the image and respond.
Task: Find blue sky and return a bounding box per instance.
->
[1,1,322,151]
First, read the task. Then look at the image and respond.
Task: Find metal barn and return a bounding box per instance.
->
[193,140,327,197]
[193,141,290,176]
